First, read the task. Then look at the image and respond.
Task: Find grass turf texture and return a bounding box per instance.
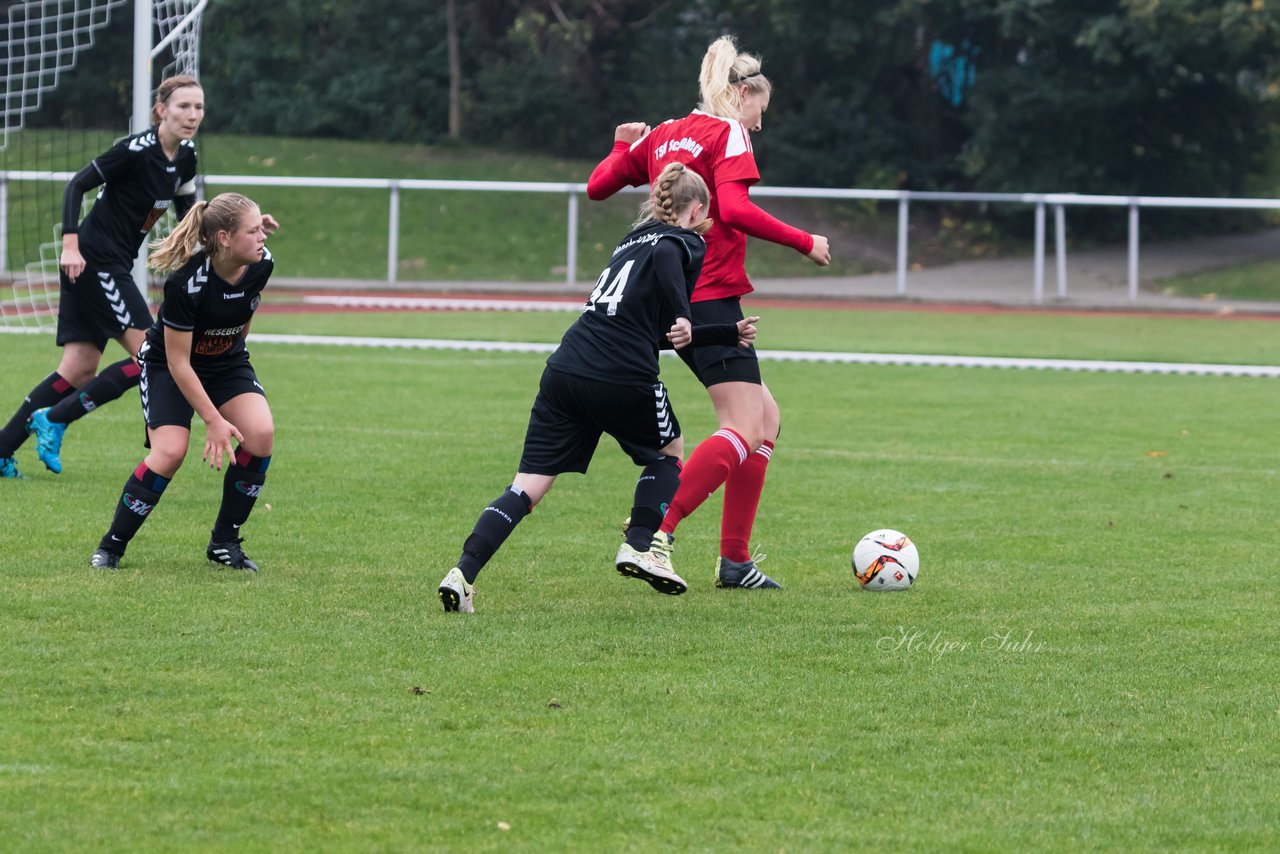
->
[1158,258,1280,302]
[2,309,1278,850]
[248,300,1280,365]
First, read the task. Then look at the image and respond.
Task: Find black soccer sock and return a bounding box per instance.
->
[46,358,141,426]
[98,462,170,554]
[626,455,682,551]
[456,486,533,584]
[0,372,75,456]
[211,448,270,542]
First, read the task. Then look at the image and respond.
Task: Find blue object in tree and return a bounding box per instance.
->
[929,40,976,107]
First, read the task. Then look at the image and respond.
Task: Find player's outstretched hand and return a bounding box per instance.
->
[667,316,693,350]
[203,416,245,472]
[262,213,281,236]
[808,234,831,266]
[614,122,651,145]
[737,316,759,348]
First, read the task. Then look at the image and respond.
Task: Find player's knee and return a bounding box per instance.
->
[239,424,274,458]
[59,363,98,388]
[660,436,685,459]
[145,447,185,477]
[734,424,767,452]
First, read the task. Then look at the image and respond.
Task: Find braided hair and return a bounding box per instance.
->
[634,162,713,235]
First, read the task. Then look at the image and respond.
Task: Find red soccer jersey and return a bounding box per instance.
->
[593,110,809,301]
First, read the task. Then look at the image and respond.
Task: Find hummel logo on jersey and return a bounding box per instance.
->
[223,291,245,300]
[165,165,176,173]
[98,272,132,326]
[122,492,155,516]
[127,132,157,152]
[186,266,208,295]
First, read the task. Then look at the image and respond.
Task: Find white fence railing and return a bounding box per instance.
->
[4,170,1280,302]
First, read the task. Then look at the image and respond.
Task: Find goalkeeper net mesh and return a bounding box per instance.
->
[1,0,204,330]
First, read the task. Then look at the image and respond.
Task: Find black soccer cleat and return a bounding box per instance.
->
[207,537,259,572]
[90,548,121,570]
[715,553,781,590]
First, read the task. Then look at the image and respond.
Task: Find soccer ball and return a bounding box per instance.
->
[852,529,919,591]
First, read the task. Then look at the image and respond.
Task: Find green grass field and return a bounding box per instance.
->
[1159,258,1280,302]
[2,306,1278,850]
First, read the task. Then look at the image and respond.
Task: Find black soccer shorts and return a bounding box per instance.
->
[518,368,681,475]
[139,349,266,435]
[55,261,153,351]
[676,296,762,387]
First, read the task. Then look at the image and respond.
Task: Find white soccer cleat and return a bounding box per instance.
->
[615,531,687,596]
[438,567,475,613]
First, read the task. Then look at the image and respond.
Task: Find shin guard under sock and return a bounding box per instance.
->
[46,358,141,426]
[721,439,774,562]
[99,462,169,553]
[0,373,74,456]
[627,455,681,550]
[457,486,533,584]
[659,428,749,535]
[211,448,270,541]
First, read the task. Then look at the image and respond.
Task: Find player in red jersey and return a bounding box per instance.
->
[586,35,831,590]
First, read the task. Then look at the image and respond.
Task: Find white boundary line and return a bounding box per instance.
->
[245,332,1280,377]
[5,327,1278,377]
[301,295,582,312]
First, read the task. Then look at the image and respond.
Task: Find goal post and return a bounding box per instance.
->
[1,0,205,330]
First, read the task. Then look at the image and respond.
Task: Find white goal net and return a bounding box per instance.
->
[1,0,204,330]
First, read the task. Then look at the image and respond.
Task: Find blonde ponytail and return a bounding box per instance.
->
[149,192,259,273]
[633,162,712,235]
[697,35,770,121]
[149,200,208,272]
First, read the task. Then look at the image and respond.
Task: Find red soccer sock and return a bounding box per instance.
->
[720,439,774,562]
[660,428,749,534]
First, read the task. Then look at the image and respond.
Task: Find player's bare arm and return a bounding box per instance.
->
[162,326,243,471]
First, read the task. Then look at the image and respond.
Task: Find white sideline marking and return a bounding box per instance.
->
[302,295,582,312]
[5,327,1278,376]
[245,332,1280,377]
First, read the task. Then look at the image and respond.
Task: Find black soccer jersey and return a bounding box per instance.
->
[144,248,274,369]
[547,223,705,384]
[69,128,198,267]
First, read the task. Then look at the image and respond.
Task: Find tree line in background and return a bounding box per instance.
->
[23,1,1280,201]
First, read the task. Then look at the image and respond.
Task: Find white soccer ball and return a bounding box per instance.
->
[852,529,919,591]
